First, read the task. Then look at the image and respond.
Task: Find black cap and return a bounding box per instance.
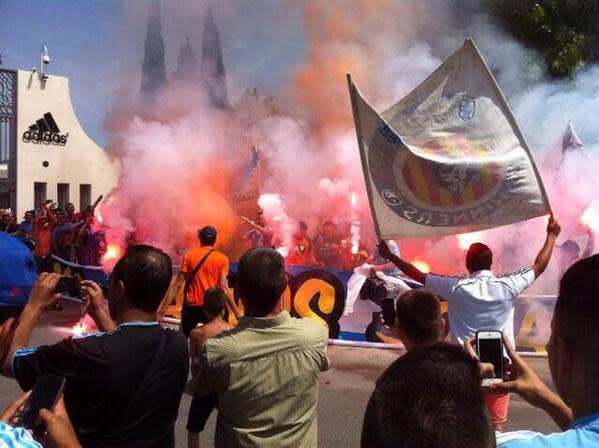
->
[197,226,217,242]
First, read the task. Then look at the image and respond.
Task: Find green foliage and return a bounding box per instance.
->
[489,0,590,78]
[547,27,584,78]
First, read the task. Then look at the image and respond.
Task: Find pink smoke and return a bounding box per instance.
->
[94,1,598,295]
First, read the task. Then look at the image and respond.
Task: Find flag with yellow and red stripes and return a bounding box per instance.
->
[348,39,550,239]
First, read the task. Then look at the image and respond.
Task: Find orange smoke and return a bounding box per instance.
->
[183,160,238,249]
[101,79,247,262]
[295,0,425,134]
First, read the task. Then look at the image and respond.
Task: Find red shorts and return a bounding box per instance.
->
[483,390,510,425]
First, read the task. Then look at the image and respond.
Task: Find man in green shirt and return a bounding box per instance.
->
[194,248,329,447]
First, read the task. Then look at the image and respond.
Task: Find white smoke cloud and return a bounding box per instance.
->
[97,0,597,292]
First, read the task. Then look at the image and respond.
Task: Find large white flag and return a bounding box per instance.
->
[348,39,550,239]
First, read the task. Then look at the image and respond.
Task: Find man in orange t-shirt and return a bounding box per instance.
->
[286,221,314,265]
[178,226,239,336]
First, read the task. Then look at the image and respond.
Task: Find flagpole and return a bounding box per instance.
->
[346,73,382,240]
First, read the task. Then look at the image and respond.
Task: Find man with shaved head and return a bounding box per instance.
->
[378,216,562,430]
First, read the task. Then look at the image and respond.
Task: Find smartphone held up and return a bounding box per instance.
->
[476,330,504,387]
[54,276,81,298]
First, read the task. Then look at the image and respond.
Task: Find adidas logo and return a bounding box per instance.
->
[22,112,69,145]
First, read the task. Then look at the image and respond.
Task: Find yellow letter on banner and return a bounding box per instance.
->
[293,278,333,329]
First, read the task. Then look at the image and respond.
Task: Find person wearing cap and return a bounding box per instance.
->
[174,226,239,337]
[0,232,37,323]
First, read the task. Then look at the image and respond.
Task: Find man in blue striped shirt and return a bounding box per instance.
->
[494,255,599,447]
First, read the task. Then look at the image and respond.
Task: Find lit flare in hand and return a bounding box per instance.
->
[411,259,431,273]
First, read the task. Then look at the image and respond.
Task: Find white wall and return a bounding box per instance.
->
[16,70,119,215]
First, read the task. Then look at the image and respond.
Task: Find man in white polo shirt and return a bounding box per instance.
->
[377,215,561,430]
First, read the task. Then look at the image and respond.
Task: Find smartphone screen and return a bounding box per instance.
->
[476,332,504,386]
[55,276,80,298]
[381,298,396,326]
[17,375,65,433]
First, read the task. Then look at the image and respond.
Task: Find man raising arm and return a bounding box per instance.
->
[377,216,561,431]
[377,215,561,286]
[532,215,561,278]
[376,241,426,284]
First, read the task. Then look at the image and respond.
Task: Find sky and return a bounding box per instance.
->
[0,0,306,145]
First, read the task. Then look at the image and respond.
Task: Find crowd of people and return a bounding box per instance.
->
[2,204,389,274]
[0,213,597,448]
[0,201,105,268]
[241,210,386,270]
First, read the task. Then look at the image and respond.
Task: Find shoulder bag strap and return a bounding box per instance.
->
[183,249,214,302]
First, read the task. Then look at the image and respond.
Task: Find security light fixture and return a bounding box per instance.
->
[40,46,50,80]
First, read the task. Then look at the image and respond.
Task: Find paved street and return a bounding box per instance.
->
[0,301,558,447]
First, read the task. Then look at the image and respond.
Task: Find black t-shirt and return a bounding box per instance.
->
[12,322,189,448]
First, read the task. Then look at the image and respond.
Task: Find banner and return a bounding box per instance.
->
[164,263,350,339]
[48,255,109,289]
[348,39,550,239]
[46,256,554,351]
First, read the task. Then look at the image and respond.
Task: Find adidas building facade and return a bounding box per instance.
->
[0,69,119,216]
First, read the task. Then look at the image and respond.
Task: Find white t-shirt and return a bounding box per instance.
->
[425,268,536,345]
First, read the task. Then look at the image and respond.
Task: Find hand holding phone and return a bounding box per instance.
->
[476,331,504,387]
[28,273,62,310]
[38,396,81,448]
[16,374,66,436]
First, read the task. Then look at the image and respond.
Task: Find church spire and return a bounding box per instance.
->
[201,7,229,108]
[141,0,167,94]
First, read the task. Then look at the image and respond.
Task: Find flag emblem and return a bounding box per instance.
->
[401,136,501,207]
[458,98,476,121]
